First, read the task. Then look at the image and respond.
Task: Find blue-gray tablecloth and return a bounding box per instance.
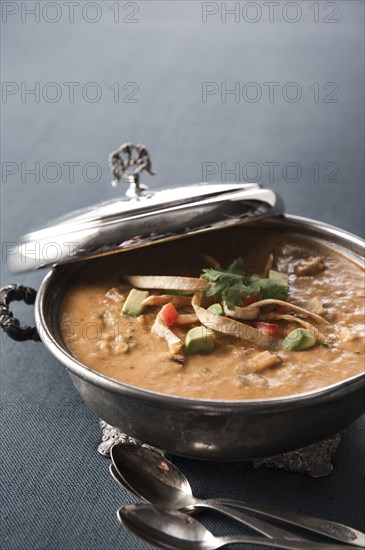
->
[1,2,364,548]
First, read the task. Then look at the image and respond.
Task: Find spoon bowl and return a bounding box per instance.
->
[111,443,304,541]
[118,504,357,550]
[110,443,365,547]
[111,443,194,508]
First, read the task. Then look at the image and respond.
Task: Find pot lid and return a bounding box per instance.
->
[9,143,284,273]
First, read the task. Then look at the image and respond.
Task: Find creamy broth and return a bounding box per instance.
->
[59,229,365,399]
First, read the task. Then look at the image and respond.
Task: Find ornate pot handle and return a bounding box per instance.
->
[0,284,40,341]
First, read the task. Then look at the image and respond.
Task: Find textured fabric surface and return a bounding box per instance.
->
[1,2,364,549]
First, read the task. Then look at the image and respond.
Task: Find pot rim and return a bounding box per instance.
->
[35,213,365,410]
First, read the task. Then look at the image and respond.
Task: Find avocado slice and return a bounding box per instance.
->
[268,269,289,299]
[185,326,215,355]
[122,289,149,317]
[282,328,316,351]
[165,289,192,296]
[207,303,224,316]
[269,269,288,283]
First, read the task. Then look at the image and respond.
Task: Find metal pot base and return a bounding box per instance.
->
[97,419,343,478]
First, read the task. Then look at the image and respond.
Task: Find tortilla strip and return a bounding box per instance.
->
[128,275,209,292]
[176,314,198,325]
[259,313,332,345]
[151,316,183,355]
[246,298,329,326]
[192,292,203,307]
[192,293,270,347]
[223,302,260,320]
[262,254,274,277]
[202,254,221,269]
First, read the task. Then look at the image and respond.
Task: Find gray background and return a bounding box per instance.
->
[1,1,364,549]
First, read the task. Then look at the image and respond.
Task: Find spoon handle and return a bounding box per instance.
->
[212,499,364,547]
[201,500,304,541]
[218,535,359,550]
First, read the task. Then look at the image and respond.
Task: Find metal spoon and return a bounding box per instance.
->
[110,443,364,547]
[111,443,301,542]
[118,504,358,550]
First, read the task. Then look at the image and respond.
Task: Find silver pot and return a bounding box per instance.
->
[2,213,364,460]
[1,146,364,459]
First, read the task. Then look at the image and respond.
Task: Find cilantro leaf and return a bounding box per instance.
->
[249,274,288,300]
[202,258,288,309]
[221,285,247,309]
[226,258,245,275]
[202,259,248,309]
[202,269,246,308]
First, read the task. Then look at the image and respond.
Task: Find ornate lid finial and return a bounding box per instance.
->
[108,143,155,198]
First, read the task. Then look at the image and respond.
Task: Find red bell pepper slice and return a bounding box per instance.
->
[242,293,260,307]
[253,321,278,337]
[159,302,179,327]
[276,298,291,314]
